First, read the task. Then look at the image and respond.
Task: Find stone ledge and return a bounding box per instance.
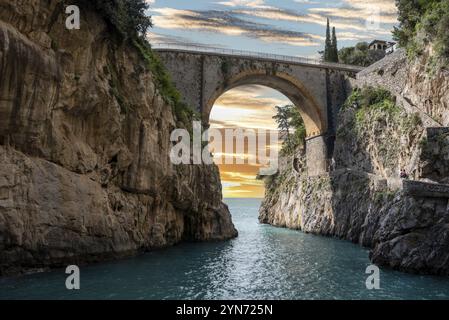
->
[403,180,449,198]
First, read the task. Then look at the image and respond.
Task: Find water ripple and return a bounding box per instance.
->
[1,199,449,300]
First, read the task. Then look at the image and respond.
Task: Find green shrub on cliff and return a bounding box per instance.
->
[77,0,152,40]
[273,105,306,156]
[340,86,423,172]
[133,40,180,103]
[394,0,449,62]
[359,87,394,108]
[347,87,399,129]
[132,39,199,125]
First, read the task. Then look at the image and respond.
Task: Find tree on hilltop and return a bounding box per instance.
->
[331,26,339,62]
[324,18,332,61]
[323,19,339,63]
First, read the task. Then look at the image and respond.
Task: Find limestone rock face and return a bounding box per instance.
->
[357,48,449,127]
[403,49,449,126]
[260,164,449,275]
[0,0,237,275]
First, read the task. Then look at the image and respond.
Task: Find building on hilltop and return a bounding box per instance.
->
[369,40,396,53]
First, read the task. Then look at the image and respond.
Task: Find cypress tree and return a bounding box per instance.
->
[324,18,331,62]
[331,26,339,62]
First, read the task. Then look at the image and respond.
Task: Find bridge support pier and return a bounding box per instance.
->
[306,135,329,176]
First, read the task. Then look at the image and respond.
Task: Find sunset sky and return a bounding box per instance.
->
[210,86,289,198]
[147,0,398,198]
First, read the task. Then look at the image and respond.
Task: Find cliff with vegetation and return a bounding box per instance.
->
[260,1,449,275]
[0,0,237,276]
[261,84,449,275]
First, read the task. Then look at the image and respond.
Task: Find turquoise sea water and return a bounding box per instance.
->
[1,198,449,300]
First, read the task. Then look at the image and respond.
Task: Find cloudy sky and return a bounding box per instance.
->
[147,0,398,198]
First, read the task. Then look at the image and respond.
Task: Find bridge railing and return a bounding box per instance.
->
[151,43,364,71]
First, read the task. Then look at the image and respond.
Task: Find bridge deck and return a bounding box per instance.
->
[152,43,365,73]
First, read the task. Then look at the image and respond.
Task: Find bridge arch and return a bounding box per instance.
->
[154,47,362,175]
[204,70,327,138]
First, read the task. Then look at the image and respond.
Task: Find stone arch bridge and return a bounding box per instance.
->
[154,44,364,176]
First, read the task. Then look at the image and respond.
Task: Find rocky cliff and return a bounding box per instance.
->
[0,0,237,276]
[260,50,449,275]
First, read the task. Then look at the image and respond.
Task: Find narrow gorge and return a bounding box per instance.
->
[1,0,449,281]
